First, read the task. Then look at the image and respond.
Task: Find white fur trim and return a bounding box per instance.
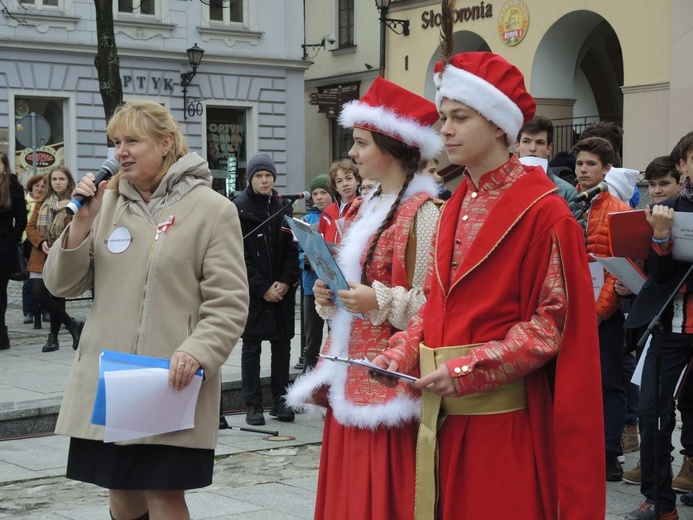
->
[434,65,524,146]
[285,178,438,428]
[339,101,443,160]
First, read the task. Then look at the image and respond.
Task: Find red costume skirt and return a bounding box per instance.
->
[314,408,418,520]
[437,410,555,519]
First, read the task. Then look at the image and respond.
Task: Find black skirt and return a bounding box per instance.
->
[66,438,215,490]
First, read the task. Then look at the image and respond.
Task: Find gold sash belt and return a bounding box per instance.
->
[414,343,528,520]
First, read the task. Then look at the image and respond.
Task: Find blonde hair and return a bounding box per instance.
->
[106,100,188,193]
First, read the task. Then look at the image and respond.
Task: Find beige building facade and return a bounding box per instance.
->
[304,0,692,176]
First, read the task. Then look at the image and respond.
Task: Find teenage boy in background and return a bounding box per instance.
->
[515,115,581,218]
[297,174,335,372]
[573,136,632,482]
[623,133,693,520]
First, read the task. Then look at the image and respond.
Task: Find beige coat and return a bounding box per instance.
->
[44,153,249,449]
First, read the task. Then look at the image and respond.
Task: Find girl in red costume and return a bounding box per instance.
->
[286,77,442,520]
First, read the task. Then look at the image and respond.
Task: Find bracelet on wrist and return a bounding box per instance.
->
[652,235,671,244]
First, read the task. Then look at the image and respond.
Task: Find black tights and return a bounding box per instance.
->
[0,275,8,330]
[30,278,73,336]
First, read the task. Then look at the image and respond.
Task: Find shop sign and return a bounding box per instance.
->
[421,2,493,30]
[497,0,529,46]
[308,84,360,118]
[15,143,64,182]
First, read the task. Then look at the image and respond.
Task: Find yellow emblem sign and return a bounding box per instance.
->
[497,0,530,47]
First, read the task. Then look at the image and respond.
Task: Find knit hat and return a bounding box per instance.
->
[434,52,536,146]
[338,77,442,160]
[247,153,277,182]
[309,174,335,201]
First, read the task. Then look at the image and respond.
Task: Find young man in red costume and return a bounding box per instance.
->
[372,16,605,519]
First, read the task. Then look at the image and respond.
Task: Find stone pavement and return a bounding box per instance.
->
[3,280,693,518]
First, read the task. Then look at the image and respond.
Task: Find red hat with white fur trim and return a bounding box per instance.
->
[339,77,442,160]
[434,52,536,146]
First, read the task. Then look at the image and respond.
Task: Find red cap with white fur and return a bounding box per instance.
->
[339,77,442,160]
[434,52,536,146]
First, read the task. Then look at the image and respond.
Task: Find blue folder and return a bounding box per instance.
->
[284,216,364,318]
[91,350,203,426]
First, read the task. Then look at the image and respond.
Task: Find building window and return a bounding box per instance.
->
[18,0,61,9]
[209,0,244,25]
[13,97,66,186]
[118,0,156,17]
[332,120,352,161]
[338,0,354,47]
[207,107,248,197]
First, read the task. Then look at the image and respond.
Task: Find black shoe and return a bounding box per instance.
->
[246,405,265,426]
[0,326,9,350]
[269,401,295,422]
[606,450,623,481]
[42,334,59,352]
[682,492,693,506]
[66,319,84,350]
[23,315,34,324]
[219,416,229,430]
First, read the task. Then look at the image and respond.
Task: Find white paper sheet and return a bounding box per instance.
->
[589,254,646,295]
[631,336,650,387]
[589,262,605,301]
[672,212,693,262]
[103,367,202,442]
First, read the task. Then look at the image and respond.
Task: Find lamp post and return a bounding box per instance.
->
[301,33,336,60]
[374,0,410,78]
[180,43,205,120]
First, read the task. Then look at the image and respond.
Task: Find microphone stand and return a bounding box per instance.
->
[242,197,299,240]
[637,263,693,519]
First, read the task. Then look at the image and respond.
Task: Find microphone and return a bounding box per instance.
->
[575,182,608,203]
[277,191,311,200]
[66,159,120,215]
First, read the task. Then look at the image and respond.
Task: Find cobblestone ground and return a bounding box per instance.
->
[0,445,321,518]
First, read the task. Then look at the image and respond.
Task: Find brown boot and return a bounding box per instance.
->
[622,423,639,453]
[673,455,693,492]
[623,460,641,485]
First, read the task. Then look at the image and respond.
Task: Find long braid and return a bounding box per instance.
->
[361,153,419,285]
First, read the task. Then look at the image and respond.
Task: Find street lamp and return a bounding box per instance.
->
[180,43,205,120]
[374,0,410,77]
[302,33,337,60]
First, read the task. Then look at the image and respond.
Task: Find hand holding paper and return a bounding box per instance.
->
[168,351,201,391]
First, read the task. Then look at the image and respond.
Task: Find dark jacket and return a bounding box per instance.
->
[0,174,27,276]
[625,196,693,330]
[233,185,300,341]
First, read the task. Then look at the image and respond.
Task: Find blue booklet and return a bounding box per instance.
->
[91,350,203,426]
[285,216,364,318]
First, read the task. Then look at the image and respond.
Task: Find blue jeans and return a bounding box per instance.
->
[600,311,627,453]
[22,279,34,317]
[639,332,693,510]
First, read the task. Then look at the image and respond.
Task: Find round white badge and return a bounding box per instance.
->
[106,226,132,254]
